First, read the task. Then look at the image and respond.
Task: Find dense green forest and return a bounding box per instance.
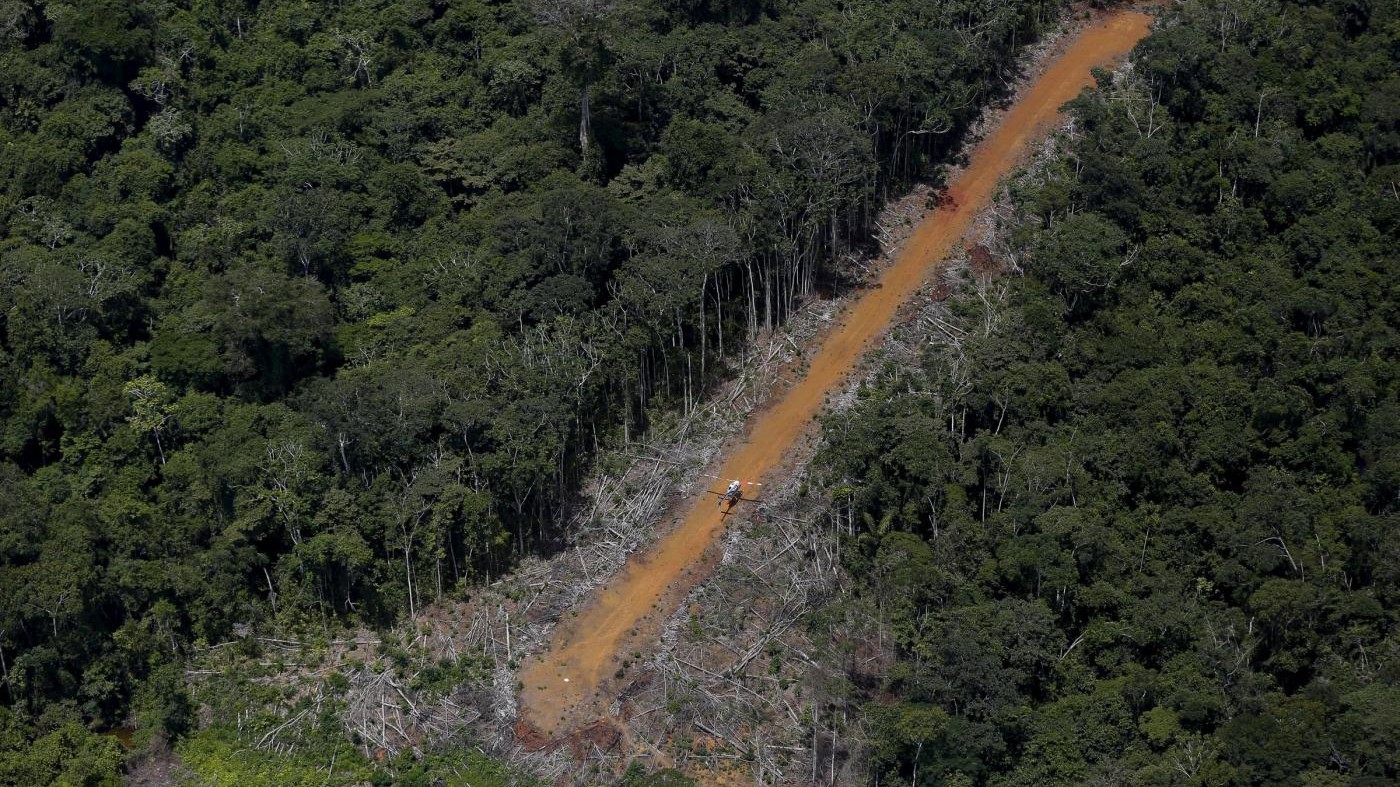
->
[0,0,1060,781]
[816,0,1399,784]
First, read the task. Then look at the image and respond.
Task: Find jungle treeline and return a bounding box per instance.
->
[814,0,1399,784]
[0,0,1059,780]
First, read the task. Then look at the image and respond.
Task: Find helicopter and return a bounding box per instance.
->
[701,474,763,514]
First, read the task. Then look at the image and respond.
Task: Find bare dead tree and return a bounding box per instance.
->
[332,29,375,86]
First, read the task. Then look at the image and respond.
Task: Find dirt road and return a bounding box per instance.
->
[518,8,1154,738]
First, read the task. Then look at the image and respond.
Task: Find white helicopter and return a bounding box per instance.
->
[701,474,763,514]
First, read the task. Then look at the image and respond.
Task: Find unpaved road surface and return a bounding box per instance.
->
[519,8,1155,740]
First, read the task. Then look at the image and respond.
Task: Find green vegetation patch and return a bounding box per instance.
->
[817,0,1400,783]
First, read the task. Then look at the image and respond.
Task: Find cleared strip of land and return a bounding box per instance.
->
[518,9,1155,738]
